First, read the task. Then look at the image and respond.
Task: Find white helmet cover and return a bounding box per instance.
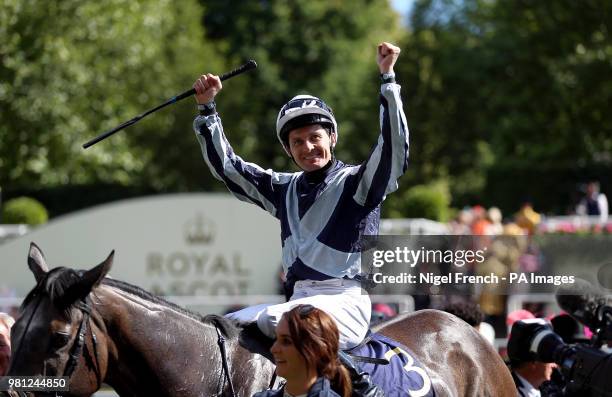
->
[276,95,337,150]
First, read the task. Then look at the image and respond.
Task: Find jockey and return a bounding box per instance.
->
[192,42,407,392]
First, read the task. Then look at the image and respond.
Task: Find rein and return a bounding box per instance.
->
[214,325,236,397]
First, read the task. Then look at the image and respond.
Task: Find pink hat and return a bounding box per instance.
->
[506,309,535,327]
[372,303,397,318]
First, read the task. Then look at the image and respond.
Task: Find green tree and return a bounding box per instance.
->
[0,0,218,191]
[384,180,451,221]
[393,0,612,213]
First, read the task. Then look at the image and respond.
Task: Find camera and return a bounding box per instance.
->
[508,311,612,397]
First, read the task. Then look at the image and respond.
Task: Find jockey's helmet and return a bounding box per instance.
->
[276,95,337,152]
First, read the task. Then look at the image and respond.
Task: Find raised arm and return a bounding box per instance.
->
[353,42,409,208]
[192,74,293,218]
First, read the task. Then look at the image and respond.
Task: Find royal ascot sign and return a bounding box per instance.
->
[0,194,281,297]
[145,211,252,296]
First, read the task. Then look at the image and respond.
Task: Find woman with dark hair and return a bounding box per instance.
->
[254,305,352,397]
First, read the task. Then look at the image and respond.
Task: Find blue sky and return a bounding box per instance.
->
[391,0,415,17]
[391,0,415,25]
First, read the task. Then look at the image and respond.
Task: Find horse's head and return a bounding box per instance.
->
[8,243,113,396]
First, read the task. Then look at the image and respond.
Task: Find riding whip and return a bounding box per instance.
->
[82,60,257,149]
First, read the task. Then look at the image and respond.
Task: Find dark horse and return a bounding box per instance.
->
[6,243,515,396]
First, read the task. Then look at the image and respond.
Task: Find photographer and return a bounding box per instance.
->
[508,312,612,397]
[508,319,557,397]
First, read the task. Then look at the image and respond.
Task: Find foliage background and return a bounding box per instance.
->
[1,0,610,218]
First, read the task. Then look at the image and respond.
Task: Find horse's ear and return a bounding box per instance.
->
[28,242,49,283]
[63,250,114,304]
[82,250,114,289]
[59,251,114,306]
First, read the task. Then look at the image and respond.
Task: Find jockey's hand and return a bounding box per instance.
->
[377,42,401,74]
[193,73,222,104]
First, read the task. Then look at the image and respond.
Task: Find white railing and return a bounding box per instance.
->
[0,224,29,243]
[380,218,449,235]
[539,215,611,233]
[506,293,560,314]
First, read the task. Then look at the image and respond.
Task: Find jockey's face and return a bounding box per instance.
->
[271,317,309,381]
[287,124,336,172]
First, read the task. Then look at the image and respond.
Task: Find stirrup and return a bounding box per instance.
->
[338,351,385,397]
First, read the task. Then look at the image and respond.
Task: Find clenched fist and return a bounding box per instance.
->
[377,42,401,74]
[193,74,222,104]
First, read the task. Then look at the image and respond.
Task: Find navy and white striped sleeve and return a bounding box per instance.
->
[353,83,409,207]
[193,113,293,218]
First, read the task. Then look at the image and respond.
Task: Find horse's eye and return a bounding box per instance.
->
[51,332,70,347]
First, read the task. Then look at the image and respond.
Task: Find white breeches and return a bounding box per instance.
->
[225,278,371,350]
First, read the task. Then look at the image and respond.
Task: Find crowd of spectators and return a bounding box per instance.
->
[448,202,541,237]
[449,181,610,237]
[436,183,610,338]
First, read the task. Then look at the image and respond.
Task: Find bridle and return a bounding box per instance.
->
[63,298,101,383]
[11,294,101,397]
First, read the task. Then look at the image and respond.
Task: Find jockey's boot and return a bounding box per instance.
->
[338,350,385,397]
[240,322,275,362]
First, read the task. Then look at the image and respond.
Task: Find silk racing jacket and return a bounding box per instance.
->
[193,83,409,290]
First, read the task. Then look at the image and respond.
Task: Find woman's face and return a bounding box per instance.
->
[270,317,308,379]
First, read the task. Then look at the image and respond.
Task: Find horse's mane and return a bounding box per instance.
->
[24,267,239,338]
[102,278,202,320]
[102,278,239,338]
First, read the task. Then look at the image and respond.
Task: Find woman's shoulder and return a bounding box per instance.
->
[252,388,284,397]
[307,377,342,397]
[252,378,341,397]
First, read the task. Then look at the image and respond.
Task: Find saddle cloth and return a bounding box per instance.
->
[348,333,435,397]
